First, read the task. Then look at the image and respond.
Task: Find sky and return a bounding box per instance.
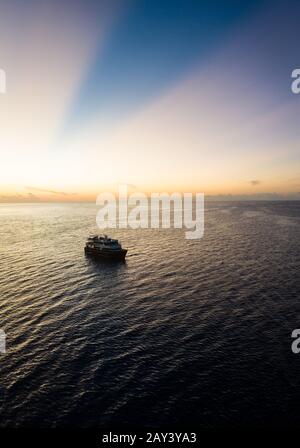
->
[0,0,299,201]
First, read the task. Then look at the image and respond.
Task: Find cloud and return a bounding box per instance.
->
[250,180,261,186]
[0,193,40,202]
[25,186,77,196]
[207,192,300,201]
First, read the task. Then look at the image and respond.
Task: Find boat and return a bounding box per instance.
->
[84,235,127,261]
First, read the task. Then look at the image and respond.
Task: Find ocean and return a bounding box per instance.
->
[0,201,300,428]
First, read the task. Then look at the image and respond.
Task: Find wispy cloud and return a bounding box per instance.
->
[250,180,261,186]
[0,193,40,202]
[207,192,300,201]
[25,186,77,196]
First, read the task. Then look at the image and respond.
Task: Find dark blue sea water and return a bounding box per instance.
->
[0,201,300,428]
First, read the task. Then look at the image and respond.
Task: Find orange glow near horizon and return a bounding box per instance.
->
[0,1,300,202]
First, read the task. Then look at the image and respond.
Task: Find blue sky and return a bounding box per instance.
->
[64,0,271,132]
[0,0,300,200]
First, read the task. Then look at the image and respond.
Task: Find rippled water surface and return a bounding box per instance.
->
[1,201,300,428]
